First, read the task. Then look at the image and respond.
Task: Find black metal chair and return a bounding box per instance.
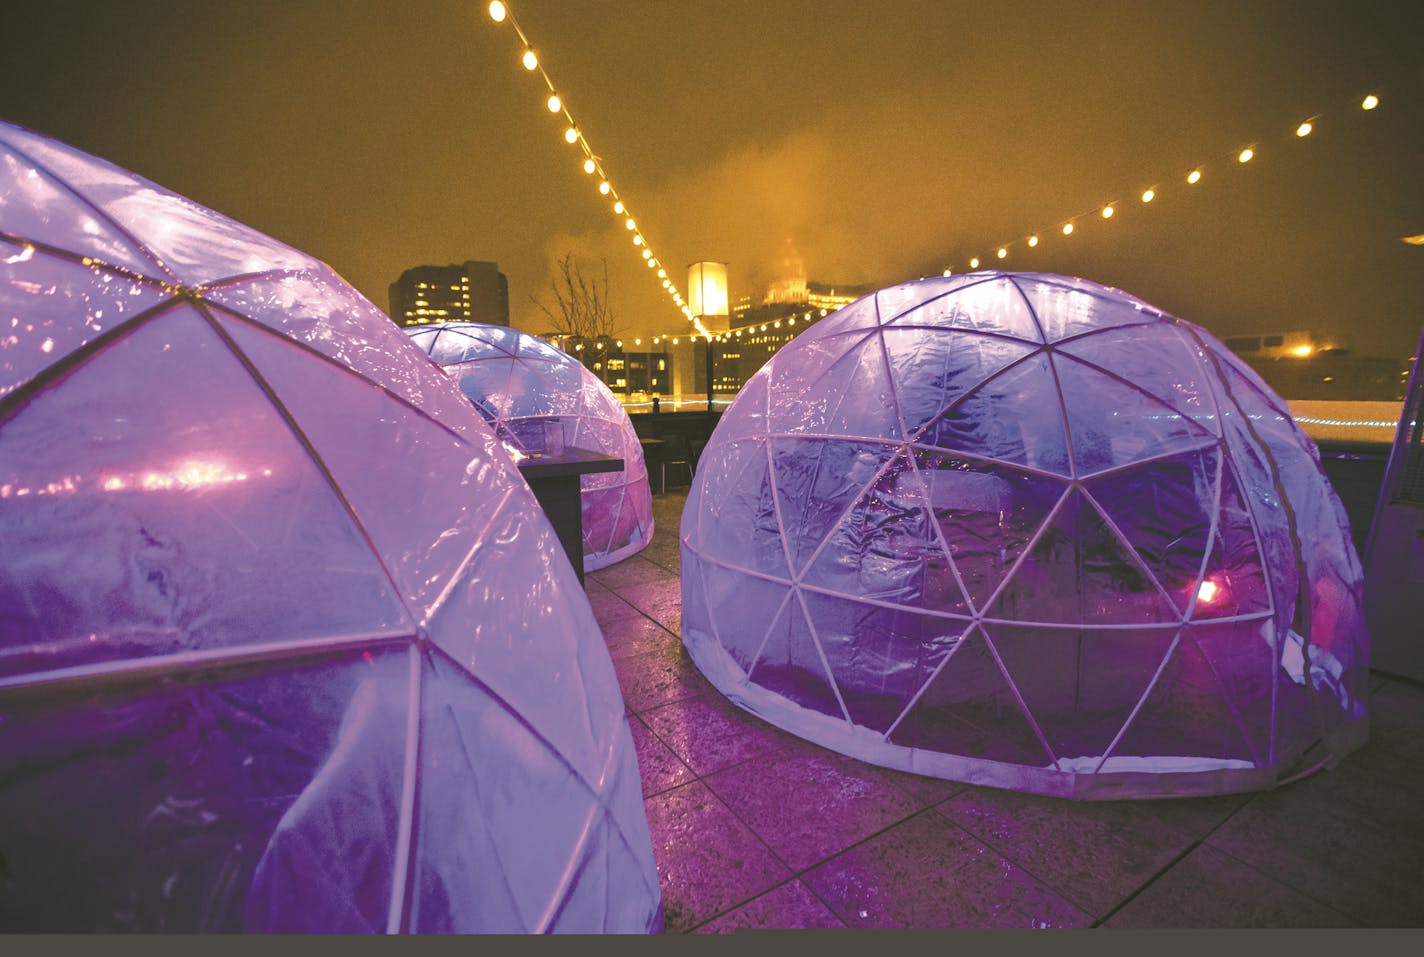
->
[658,434,694,492]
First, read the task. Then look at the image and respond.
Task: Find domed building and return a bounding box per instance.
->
[681,271,1369,799]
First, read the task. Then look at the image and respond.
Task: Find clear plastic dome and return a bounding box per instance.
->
[681,272,1369,799]
[0,120,662,932]
[405,322,654,572]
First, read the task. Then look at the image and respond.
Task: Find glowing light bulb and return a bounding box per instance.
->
[488,2,506,22]
[1027,235,1039,247]
[1141,188,1155,203]
[943,268,953,276]
[662,279,670,288]
[969,257,980,268]
[1238,147,1254,163]
[1187,169,1202,184]
[1062,222,1074,235]
[547,94,561,113]
[522,50,538,71]
[613,200,625,214]
[657,268,666,278]
[642,249,652,259]
[1196,579,1221,605]
[625,218,636,230]
[1102,205,1114,218]
[1296,121,1313,137]
[583,158,596,174]
[633,234,643,246]
[1362,94,1379,110]
[564,127,578,144]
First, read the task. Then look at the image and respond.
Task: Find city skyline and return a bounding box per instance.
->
[3,0,1420,357]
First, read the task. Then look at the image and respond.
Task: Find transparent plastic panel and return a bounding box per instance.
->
[0,140,160,278]
[690,437,788,578]
[217,315,506,621]
[884,274,1043,343]
[0,309,411,679]
[206,273,488,447]
[802,451,969,615]
[919,453,1068,613]
[712,364,769,438]
[1054,324,1217,431]
[410,651,629,933]
[988,623,1180,765]
[872,277,964,325]
[1181,621,1277,765]
[887,627,1053,766]
[989,489,1178,626]
[1052,352,1219,476]
[788,295,879,344]
[424,488,622,788]
[748,591,847,721]
[0,250,170,399]
[701,563,793,675]
[0,646,408,932]
[1083,449,1218,616]
[881,327,1038,441]
[1012,274,1164,343]
[1106,628,1260,768]
[767,329,900,439]
[1190,465,1273,621]
[770,438,899,577]
[917,351,1071,475]
[801,591,971,733]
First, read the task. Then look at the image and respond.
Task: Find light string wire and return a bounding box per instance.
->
[948,89,1391,274]
[485,1,713,340]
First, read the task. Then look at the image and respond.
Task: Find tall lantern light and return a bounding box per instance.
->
[688,261,730,413]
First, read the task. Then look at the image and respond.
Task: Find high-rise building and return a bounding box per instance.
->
[388,260,509,327]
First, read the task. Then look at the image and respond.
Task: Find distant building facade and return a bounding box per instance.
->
[389,260,509,327]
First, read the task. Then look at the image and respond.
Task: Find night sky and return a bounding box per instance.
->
[3,0,1421,357]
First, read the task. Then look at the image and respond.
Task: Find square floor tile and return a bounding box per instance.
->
[628,713,693,797]
[694,880,845,933]
[615,579,684,635]
[610,642,707,714]
[644,781,791,933]
[602,613,681,662]
[704,739,922,872]
[640,691,793,776]
[935,785,1239,919]
[801,809,1090,928]
[1105,843,1357,927]
[591,555,680,591]
[1207,789,1424,926]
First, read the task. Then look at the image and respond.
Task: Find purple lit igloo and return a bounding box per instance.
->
[681,271,1368,799]
[0,120,661,932]
[405,322,653,572]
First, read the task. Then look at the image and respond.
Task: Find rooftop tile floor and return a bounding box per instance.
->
[588,490,1424,931]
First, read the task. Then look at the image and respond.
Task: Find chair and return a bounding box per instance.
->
[658,434,694,493]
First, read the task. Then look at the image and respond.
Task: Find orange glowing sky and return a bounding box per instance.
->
[2,0,1421,356]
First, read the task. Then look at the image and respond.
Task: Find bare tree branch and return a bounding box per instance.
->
[530,253,621,339]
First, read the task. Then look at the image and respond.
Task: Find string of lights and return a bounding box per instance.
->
[485,1,712,339]
[946,90,1388,275]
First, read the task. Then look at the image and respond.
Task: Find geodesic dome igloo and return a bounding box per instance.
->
[405,322,653,572]
[682,271,1369,799]
[0,120,661,932]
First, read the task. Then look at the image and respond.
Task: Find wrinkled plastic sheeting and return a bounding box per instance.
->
[681,272,1369,799]
[0,120,662,932]
[406,323,654,572]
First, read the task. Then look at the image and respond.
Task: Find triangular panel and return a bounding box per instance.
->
[1052,351,1219,477]
[1106,629,1258,768]
[1055,324,1217,434]
[0,250,172,399]
[887,626,1053,767]
[1011,274,1165,343]
[800,450,970,616]
[747,591,848,721]
[217,313,509,620]
[0,142,162,278]
[916,351,1071,476]
[702,563,794,676]
[989,622,1180,765]
[691,437,789,579]
[1190,463,1272,621]
[770,438,900,577]
[884,274,1043,343]
[881,326,1039,441]
[0,307,411,679]
[988,488,1179,625]
[1084,448,1218,615]
[766,328,900,439]
[800,590,972,733]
